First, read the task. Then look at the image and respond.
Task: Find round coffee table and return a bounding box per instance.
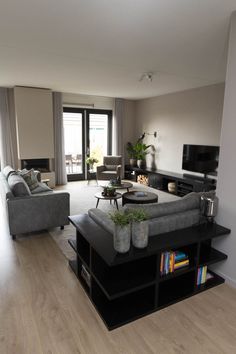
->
[100,181,133,192]
[122,190,158,206]
[95,192,122,210]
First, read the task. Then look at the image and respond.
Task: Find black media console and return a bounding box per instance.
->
[68,214,230,330]
[125,166,216,197]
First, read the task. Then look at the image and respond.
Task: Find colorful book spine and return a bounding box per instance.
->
[174,259,189,270]
[197,266,208,285]
[160,250,189,276]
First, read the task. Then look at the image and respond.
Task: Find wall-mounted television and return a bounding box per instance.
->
[182,144,220,177]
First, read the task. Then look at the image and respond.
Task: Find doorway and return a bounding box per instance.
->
[63,107,112,181]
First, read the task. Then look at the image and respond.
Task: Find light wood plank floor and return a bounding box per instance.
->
[1,205,236,354]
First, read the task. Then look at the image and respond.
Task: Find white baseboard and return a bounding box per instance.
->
[217,270,236,288]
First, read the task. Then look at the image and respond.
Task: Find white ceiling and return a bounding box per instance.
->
[0,0,235,99]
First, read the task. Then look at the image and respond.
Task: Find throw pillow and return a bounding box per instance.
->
[31,182,53,194]
[20,169,40,191]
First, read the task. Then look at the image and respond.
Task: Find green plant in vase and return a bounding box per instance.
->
[128,208,149,248]
[126,142,137,167]
[109,211,131,253]
[133,142,151,169]
[86,156,99,172]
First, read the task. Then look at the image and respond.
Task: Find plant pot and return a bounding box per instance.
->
[132,220,149,248]
[113,225,131,253]
[130,158,137,167]
[168,182,176,193]
[137,159,146,169]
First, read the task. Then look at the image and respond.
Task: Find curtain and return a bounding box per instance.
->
[113,98,125,177]
[53,92,67,185]
[0,88,18,170]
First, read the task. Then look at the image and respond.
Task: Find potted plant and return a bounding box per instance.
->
[126,142,137,167]
[107,185,116,197]
[129,209,149,248]
[133,142,151,169]
[86,156,99,172]
[109,211,131,253]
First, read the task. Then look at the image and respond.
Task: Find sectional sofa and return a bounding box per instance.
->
[0,166,70,239]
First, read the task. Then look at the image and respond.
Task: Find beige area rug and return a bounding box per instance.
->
[49,180,179,259]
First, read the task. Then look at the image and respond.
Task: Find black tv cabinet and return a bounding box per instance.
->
[68,214,230,330]
[125,166,216,197]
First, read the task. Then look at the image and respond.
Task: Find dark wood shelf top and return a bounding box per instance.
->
[198,247,227,266]
[69,214,230,267]
[125,166,216,185]
[159,266,195,282]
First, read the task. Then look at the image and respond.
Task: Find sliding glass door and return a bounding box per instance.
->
[63,107,112,181]
[87,109,112,167]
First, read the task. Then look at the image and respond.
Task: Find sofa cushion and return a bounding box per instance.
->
[148,209,200,236]
[2,166,16,180]
[20,169,40,191]
[124,193,200,219]
[105,165,117,171]
[8,174,31,197]
[31,182,53,194]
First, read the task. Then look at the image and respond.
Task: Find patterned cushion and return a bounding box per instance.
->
[20,169,40,191]
[31,182,53,194]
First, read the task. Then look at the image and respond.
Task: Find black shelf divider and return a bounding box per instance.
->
[68,214,230,330]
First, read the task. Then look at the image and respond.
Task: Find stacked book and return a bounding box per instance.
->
[160,250,189,276]
[197,266,213,285]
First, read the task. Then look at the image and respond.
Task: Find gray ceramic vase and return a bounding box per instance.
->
[132,220,149,248]
[113,224,131,253]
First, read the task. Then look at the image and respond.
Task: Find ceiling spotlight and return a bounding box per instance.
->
[139,72,153,82]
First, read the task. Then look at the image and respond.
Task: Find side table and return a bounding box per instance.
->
[95,192,122,210]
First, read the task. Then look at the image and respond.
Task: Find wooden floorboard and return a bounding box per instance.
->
[1,203,236,354]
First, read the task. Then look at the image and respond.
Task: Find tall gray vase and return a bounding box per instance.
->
[132,220,149,248]
[113,225,131,253]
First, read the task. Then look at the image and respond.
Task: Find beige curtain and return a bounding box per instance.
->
[53,92,67,185]
[113,98,125,177]
[0,88,18,170]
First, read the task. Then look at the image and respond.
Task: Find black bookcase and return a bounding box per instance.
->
[68,214,230,330]
[125,166,216,197]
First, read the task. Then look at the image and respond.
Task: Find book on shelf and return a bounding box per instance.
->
[160,250,189,276]
[197,266,208,285]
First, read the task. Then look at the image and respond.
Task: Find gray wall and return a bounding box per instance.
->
[214,12,236,287]
[134,84,224,175]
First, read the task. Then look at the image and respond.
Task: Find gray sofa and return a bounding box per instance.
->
[88,192,208,236]
[0,166,70,239]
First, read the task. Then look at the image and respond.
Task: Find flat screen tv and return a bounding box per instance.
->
[182,144,220,177]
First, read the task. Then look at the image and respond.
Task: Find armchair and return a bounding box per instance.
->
[96,156,122,181]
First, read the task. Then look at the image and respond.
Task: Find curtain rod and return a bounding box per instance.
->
[63,102,95,108]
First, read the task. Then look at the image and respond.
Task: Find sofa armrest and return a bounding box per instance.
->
[7,192,70,235]
[116,165,122,176]
[97,165,105,173]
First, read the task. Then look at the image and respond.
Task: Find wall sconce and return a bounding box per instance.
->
[139,131,157,140]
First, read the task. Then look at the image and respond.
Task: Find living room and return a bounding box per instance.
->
[1,1,236,353]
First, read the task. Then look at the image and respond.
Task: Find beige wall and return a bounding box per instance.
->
[14,87,54,159]
[214,12,236,288]
[134,83,224,175]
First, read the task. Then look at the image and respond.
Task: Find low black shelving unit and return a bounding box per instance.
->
[68,214,230,330]
[125,166,217,197]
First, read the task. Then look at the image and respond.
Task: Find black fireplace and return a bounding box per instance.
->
[21,159,50,172]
